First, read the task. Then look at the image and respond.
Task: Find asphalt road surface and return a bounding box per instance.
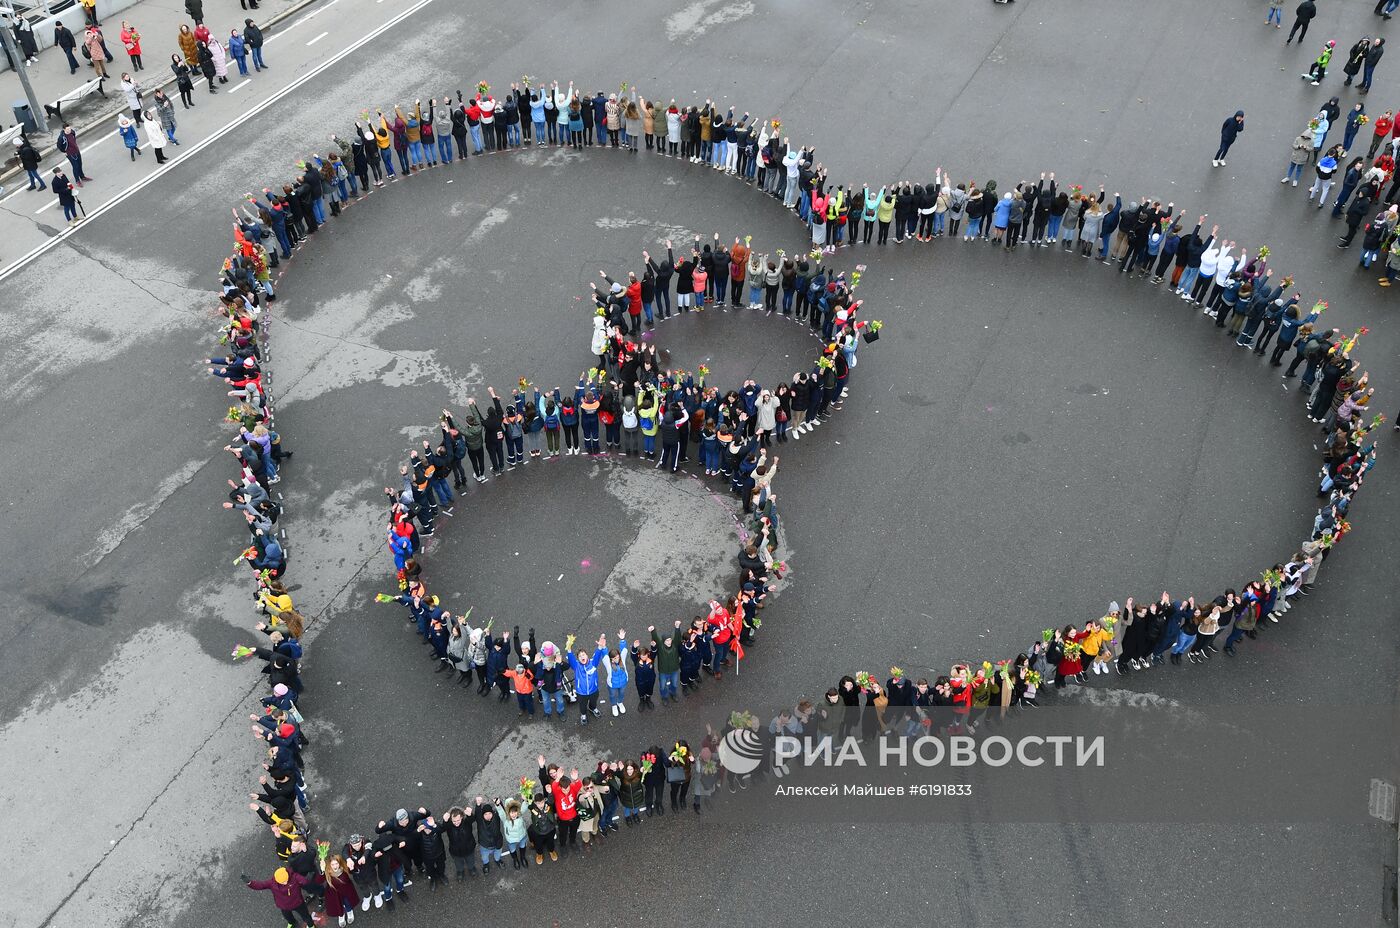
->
[1,1,1396,927]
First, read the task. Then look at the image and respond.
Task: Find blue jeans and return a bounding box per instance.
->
[933,212,946,235]
[967,216,982,237]
[274,226,292,257]
[659,671,679,699]
[438,135,453,162]
[1224,624,1247,649]
[1266,5,1282,23]
[540,690,565,715]
[711,640,730,671]
[1171,632,1196,654]
[534,120,546,140]
[507,123,521,146]
[380,867,406,901]
[1046,214,1062,239]
[251,47,265,70]
[311,197,325,224]
[1177,266,1199,294]
[62,200,78,221]
[1362,62,1377,89]
[25,169,44,189]
[430,477,453,506]
[469,125,483,153]
[478,846,502,865]
[233,53,248,75]
[1285,162,1305,182]
[714,274,727,303]
[1098,234,1112,258]
[379,148,395,177]
[608,685,626,706]
[701,140,712,160]
[408,140,424,166]
[642,299,653,324]
[781,289,794,312]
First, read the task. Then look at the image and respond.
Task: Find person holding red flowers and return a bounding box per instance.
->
[538,755,584,854]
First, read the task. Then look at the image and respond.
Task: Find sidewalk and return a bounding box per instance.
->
[0,0,305,153]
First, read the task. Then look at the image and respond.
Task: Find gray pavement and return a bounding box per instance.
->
[1,1,1397,927]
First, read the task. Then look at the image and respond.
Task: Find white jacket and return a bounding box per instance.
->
[143,117,166,150]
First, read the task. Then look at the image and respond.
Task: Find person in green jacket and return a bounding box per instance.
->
[651,620,683,702]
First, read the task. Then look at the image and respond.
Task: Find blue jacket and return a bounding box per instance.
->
[118,124,139,149]
[1100,195,1123,237]
[569,647,607,695]
[992,196,1012,228]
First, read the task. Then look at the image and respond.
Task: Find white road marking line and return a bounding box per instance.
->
[306,30,329,45]
[35,199,55,213]
[229,78,252,93]
[0,0,440,282]
[1,186,29,203]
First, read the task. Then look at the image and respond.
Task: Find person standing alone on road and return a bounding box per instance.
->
[1213,110,1245,166]
[244,20,266,71]
[14,137,44,191]
[1287,0,1317,45]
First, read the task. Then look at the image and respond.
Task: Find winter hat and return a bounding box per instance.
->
[610,282,623,294]
[274,868,290,884]
[1109,601,1121,614]
[541,642,557,657]
[515,663,526,673]
[277,723,295,739]
[11,138,20,148]
[273,683,288,697]
[395,808,409,823]
[1235,110,1245,118]
[117,115,132,128]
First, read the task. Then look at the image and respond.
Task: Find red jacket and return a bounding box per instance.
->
[1375,115,1394,138]
[248,872,310,911]
[549,779,582,821]
[626,280,642,316]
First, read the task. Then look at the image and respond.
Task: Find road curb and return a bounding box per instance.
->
[0,0,322,188]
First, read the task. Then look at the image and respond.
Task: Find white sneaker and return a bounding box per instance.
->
[347,909,355,924]
[362,897,371,912]
[339,916,347,927]
[619,704,626,714]
[374,894,384,909]
[611,704,619,717]
[1292,180,1298,186]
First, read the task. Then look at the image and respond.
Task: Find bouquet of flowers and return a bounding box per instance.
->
[1262,567,1284,586]
[816,356,835,371]
[521,74,533,87]
[1063,640,1083,659]
[700,756,719,776]
[1280,275,1295,289]
[771,118,781,132]
[1025,670,1042,687]
[519,777,537,801]
[854,671,875,691]
[1100,612,1118,633]
[226,405,245,424]
[477,81,490,96]
[669,745,689,765]
[316,839,331,865]
[1312,299,1329,316]
[1041,628,1055,643]
[235,547,255,565]
[619,82,628,94]
[770,559,788,578]
[231,644,255,660]
[994,659,1012,682]
[640,757,654,775]
[889,666,905,682]
[808,247,823,263]
[1256,245,1270,259]
[697,364,710,379]
[1358,114,1371,126]
[517,377,530,393]
[729,709,757,730]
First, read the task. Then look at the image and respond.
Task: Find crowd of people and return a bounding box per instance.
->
[196,77,1390,928]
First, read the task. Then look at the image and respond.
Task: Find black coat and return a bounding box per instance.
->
[443,817,476,856]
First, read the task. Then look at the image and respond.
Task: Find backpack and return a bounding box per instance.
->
[56,132,69,153]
